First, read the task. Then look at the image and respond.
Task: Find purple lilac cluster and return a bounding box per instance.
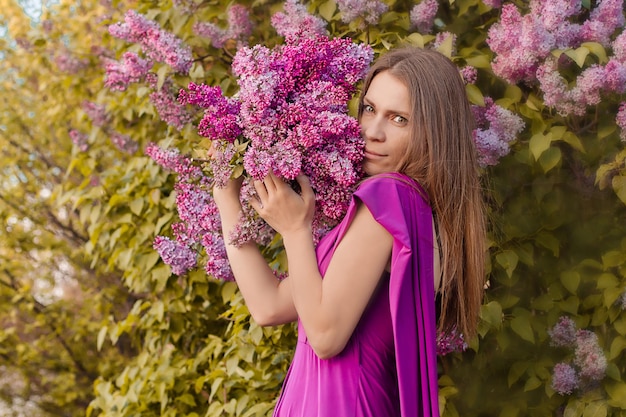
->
[193,4,254,48]
[69,129,89,152]
[483,0,501,8]
[270,0,328,40]
[487,0,625,85]
[410,0,438,34]
[335,0,388,28]
[156,34,371,279]
[436,328,468,356]
[54,51,89,74]
[82,101,110,127]
[148,77,195,131]
[110,132,139,154]
[549,317,608,396]
[179,34,372,248]
[104,52,152,92]
[472,98,525,167]
[460,66,478,84]
[108,10,193,73]
[147,143,235,279]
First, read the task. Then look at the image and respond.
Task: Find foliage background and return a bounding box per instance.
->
[0,0,625,416]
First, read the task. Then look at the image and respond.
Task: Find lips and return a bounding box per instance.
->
[364,149,385,158]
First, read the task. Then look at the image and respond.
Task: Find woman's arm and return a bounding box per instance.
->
[213,179,298,326]
[252,173,393,359]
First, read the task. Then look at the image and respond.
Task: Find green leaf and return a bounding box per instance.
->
[560,271,580,294]
[318,0,336,21]
[405,33,424,48]
[129,197,144,216]
[601,250,626,269]
[523,376,541,392]
[529,132,552,160]
[480,301,503,328]
[609,336,626,360]
[508,362,528,387]
[465,84,485,106]
[496,250,519,278]
[536,231,560,257]
[606,382,626,408]
[510,316,534,343]
[97,326,108,351]
[565,46,590,67]
[612,175,626,205]
[564,400,585,417]
[538,147,561,173]
[581,42,608,64]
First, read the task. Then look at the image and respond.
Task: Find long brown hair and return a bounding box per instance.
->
[358,47,486,338]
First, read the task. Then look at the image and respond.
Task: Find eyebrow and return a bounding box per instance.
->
[362,97,410,117]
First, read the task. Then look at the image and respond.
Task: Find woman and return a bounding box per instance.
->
[213,47,486,417]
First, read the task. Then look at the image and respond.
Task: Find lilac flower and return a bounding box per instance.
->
[54,51,89,74]
[552,363,579,395]
[432,32,457,56]
[483,0,501,7]
[82,101,110,127]
[617,103,626,142]
[603,59,626,94]
[149,80,194,131]
[201,232,233,280]
[145,142,202,182]
[193,4,254,48]
[109,10,193,73]
[271,0,328,41]
[172,0,199,15]
[581,0,626,46]
[410,0,438,34]
[460,66,478,84]
[548,316,577,348]
[614,32,626,63]
[110,132,138,154]
[436,328,468,356]
[472,98,525,167]
[574,330,607,382]
[336,0,388,27]
[104,52,153,91]
[69,129,89,152]
[153,236,197,275]
[619,287,626,308]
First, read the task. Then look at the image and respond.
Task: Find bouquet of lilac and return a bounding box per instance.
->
[152,34,373,280]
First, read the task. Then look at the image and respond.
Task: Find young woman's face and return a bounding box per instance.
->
[360,71,412,176]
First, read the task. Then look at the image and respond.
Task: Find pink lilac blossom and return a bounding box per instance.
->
[153,236,197,275]
[193,4,254,48]
[488,0,626,84]
[432,32,457,56]
[617,103,626,142]
[149,80,194,131]
[436,328,467,356]
[172,0,199,15]
[108,10,193,73]
[410,0,438,34]
[104,52,153,91]
[69,129,89,152]
[270,0,328,41]
[574,330,607,383]
[54,51,89,74]
[460,66,478,84]
[82,101,109,127]
[552,363,579,395]
[548,316,577,348]
[483,0,501,8]
[144,142,203,182]
[580,0,626,46]
[335,0,389,27]
[110,132,138,154]
[538,57,626,117]
[472,97,525,167]
[613,32,626,63]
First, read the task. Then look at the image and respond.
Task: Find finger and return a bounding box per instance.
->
[249,195,263,213]
[296,174,315,202]
[253,179,268,202]
[264,171,280,192]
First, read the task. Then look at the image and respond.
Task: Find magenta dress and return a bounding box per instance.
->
[273,173,440,417]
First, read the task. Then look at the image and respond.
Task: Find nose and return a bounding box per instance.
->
[361,117,384,142]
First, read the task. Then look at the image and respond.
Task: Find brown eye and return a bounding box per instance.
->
[393,115,408,124]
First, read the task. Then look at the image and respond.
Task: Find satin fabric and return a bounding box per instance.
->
[273,173,439,417]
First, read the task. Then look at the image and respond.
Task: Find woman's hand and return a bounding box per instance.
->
[250,172,315,238]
